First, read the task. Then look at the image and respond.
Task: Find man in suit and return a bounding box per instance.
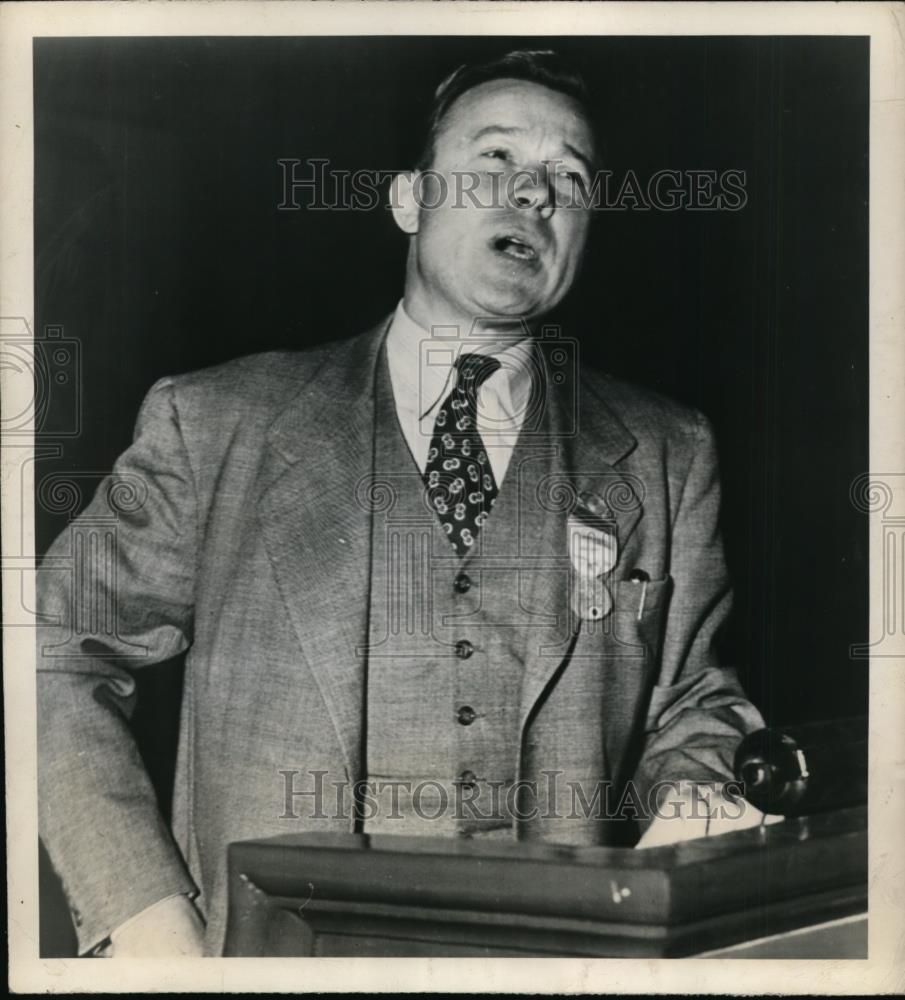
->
[37,50,770,958]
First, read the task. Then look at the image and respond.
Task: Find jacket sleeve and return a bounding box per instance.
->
[37,377,199,954]
[633,411,765,818]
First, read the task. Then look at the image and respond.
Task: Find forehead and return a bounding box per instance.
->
[436,77,594,152]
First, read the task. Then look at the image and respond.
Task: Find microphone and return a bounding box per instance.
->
[733,715,868,816]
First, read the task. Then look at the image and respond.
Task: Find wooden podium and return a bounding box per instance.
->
[223,806,866,958]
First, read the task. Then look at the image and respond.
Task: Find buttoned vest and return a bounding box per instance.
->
[362,342,560,840]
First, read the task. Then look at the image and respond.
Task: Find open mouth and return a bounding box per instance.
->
[491,234,539,262]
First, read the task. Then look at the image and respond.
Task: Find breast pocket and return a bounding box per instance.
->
[569,573,673,668]
[612,574,673,621]
[602,574,674,669]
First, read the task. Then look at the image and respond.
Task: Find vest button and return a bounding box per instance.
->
[455,639,474,659]
[454,572,472,594]
[457,705,477,726]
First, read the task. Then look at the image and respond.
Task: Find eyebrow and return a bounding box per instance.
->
[470,125,595,176]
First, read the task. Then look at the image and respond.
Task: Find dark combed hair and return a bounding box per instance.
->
[415,49,596,171]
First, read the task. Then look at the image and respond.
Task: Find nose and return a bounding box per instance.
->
[511,165,555,219]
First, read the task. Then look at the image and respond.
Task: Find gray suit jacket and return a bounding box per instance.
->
[37,318,764,955]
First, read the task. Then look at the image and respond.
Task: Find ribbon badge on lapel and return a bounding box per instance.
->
[567,493,619,624]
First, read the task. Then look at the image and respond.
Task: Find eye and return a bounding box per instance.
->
[481,148,510,162]
[550,167,590,199]
[551,163,587,183]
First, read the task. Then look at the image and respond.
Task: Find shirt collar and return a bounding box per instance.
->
[385,300,533,423]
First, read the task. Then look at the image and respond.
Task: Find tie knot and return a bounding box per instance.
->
[455,353,501,395]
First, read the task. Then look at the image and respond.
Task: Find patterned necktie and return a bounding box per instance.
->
[423,352,502,556]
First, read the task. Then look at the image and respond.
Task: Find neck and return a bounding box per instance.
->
[402,289,535,353]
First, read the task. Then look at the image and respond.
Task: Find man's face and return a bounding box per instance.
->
[400,78,596,326]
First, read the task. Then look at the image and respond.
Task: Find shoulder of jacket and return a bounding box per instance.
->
[581,366,708,447]
[147,333,367,420]
[160,347,323,399]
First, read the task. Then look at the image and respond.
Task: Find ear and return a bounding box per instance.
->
[390,171,420,234]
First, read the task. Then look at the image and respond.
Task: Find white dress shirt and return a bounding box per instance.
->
[385,300,534,486]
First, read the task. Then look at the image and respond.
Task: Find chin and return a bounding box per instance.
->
[472,283,552,321]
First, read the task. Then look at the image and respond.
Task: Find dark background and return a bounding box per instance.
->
[34,36,869,955]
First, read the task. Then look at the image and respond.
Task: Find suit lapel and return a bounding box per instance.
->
[257,320,389,785]
[517,345,644,731]
[567,367,645,553]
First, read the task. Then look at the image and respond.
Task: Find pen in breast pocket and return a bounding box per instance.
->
[628,569,650,620]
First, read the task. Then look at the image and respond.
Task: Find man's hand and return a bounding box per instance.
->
[635,781,783,850]
[106,894,205,957]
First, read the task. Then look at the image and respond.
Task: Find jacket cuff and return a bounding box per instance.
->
[72,868,198,957]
